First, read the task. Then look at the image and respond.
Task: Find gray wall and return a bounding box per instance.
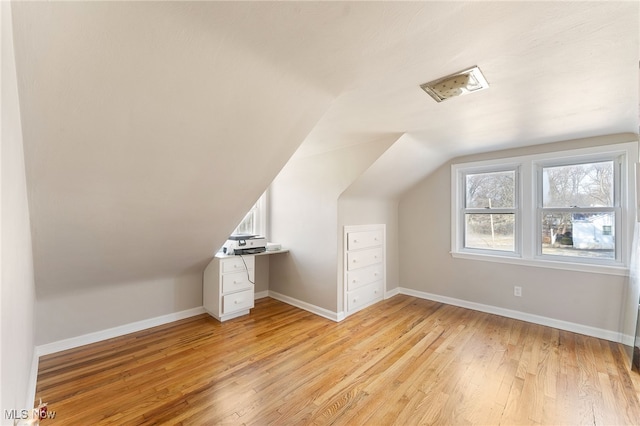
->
[254,255,270,295]
[1,1,37,412]
[398,135,637,335]
[11,2,334,345]
[269,140,392,313]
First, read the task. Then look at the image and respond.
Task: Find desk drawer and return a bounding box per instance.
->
[347,247,383,271]
[222,271,254,293]
[222,289,254,314]
[221,256,254,273]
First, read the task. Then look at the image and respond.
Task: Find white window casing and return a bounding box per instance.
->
[458,165,521,257]
[451,141,638,276]
[232,190,268,238]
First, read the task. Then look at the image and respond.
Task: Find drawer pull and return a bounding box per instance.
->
[352,280,357,283]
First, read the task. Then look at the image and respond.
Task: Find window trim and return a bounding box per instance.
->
[459,165,521,257]
[534,155,622,265]
[232,190,269,238]
[451,141,637,276]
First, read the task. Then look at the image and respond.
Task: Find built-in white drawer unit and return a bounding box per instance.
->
[347,279,384,312]
[344,224,385,317]
[221,271,253,293]
[347,229,384,251]
[221,256,254,273]
[222,289,254,314]
[346,247,383,271]
[346,263,383,291]
[204,254,255,322]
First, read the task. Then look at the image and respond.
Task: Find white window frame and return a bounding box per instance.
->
[457,165,521,257]
[232,190,268,238]
[534,154,622,266]
[451,141,637,276]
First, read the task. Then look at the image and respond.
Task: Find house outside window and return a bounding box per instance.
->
[539,160,618,261]
[451,141,637,275]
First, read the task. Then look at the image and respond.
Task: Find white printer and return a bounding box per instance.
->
[222,234,267,255]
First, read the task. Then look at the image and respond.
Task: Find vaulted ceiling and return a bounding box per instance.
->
[10,2,639,296]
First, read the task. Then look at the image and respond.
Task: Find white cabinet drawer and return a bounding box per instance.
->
[347,281,383,312]
[222,289,254,314]
[347,247,383,271]
[220,256,254,273]
[221,271,254,293]
[347,230,383,251]
[346,264,383,291]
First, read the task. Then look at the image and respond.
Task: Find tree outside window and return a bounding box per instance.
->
[540,160,616,260]
[463,170,517,252]
[451,141,635,271]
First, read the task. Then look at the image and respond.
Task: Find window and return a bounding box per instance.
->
[451,141,637,274]
[232,191,268,237]
[539,160,618,261]
[463,169,517,253]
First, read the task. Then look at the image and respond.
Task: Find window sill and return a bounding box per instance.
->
[450,251,628,276]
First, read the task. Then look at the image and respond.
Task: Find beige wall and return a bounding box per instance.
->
[10,2,335,346]
[9,1,636,352]
[35,273,202,344]
[398,134,638,335]
[269,140,392,313]
[254,255,270,295]
[1,1,37,412]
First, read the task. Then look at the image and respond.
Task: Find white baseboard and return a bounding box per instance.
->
[31,286,627,410]
[34,290,338,357]
[33,289,628,356]
[255,290,269,300]
[268,290,341,322]
[398,287,624,343]
[36,306,206,357]
[385,286,401,299]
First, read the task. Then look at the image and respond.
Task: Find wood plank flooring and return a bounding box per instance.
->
[36,295,640,425]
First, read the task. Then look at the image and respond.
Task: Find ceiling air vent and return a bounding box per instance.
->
[420,66,489,102]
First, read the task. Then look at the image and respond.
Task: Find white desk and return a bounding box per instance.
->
[203,249,288,322]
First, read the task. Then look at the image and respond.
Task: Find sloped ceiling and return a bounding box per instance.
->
[319,2,639,198]
[11,2,639,296]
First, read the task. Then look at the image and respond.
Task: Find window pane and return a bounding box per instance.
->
[542,161,613,208]
[541,212,614,259]
[465,214,515,251]
[234,210,255,235]
[466,171,515,208]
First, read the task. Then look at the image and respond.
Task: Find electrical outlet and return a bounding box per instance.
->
[514,286,522,297]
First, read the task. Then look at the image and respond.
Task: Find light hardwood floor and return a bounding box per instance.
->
[36,295,640,425]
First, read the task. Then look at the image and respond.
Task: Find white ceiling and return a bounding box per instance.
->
[311,1,639,198]
[298,1,638,158]
[10,1,639,295]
